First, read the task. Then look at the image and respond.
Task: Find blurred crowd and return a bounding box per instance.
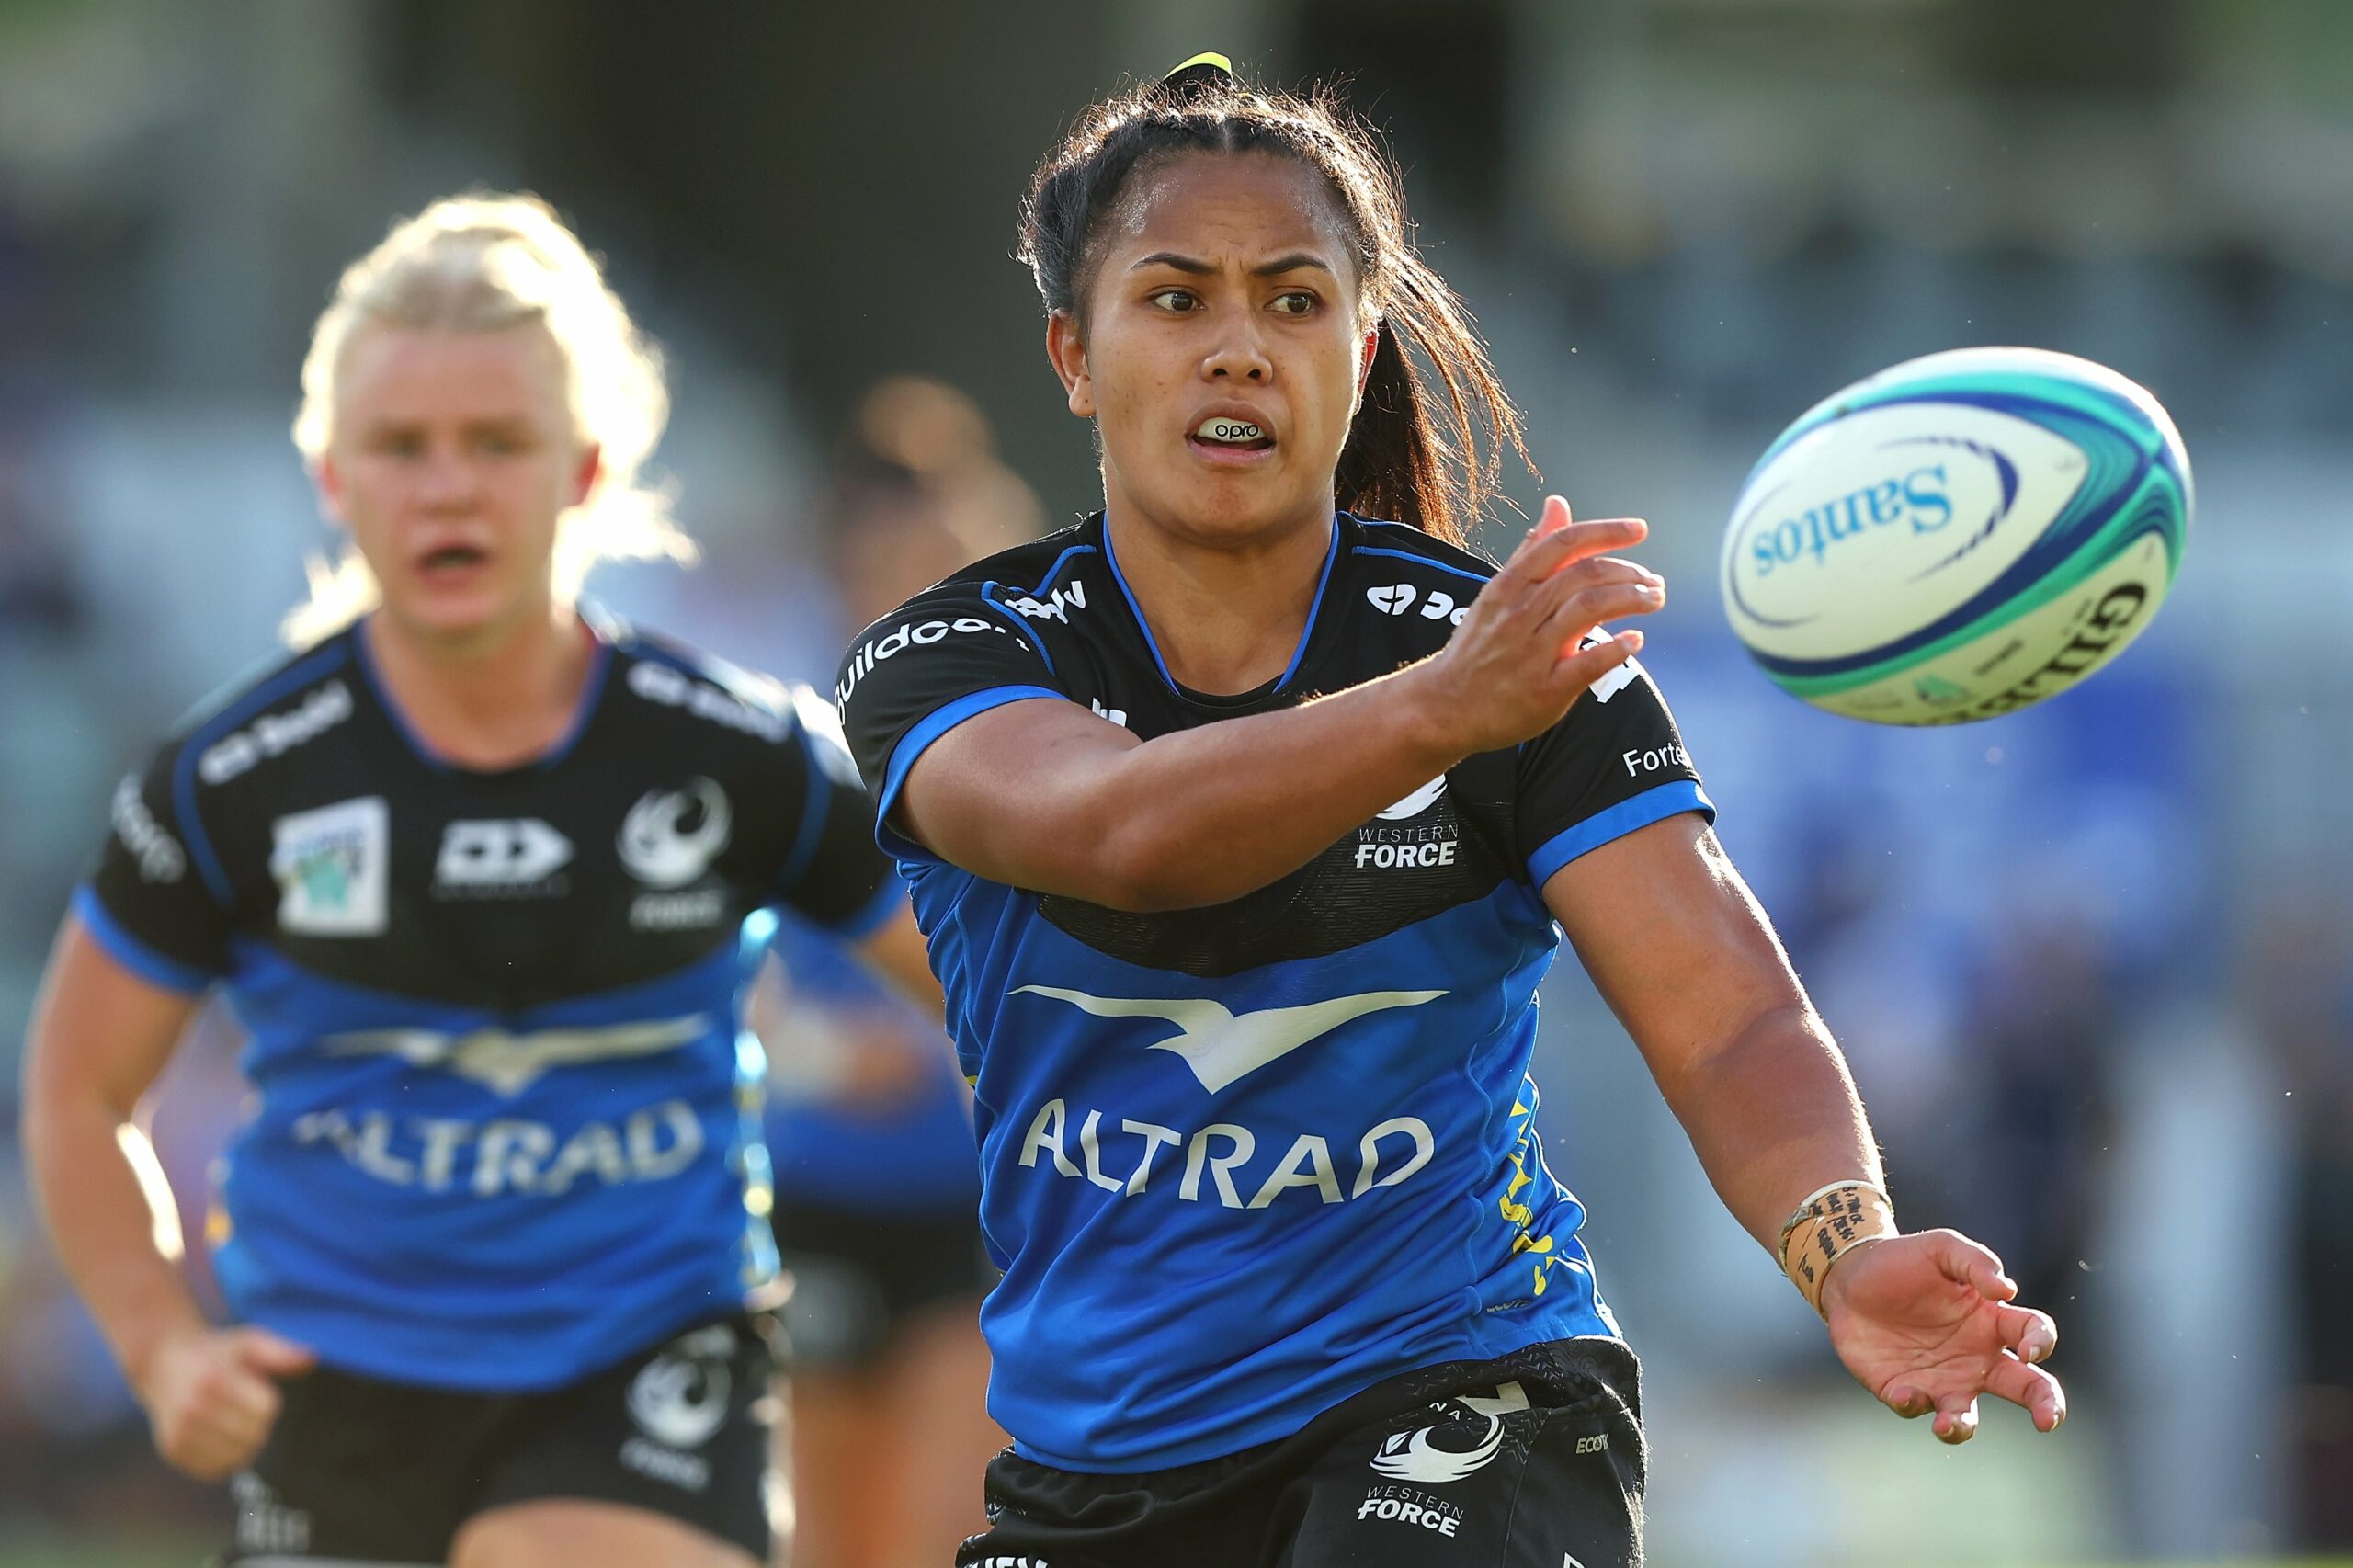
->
[2,3,2350,1564]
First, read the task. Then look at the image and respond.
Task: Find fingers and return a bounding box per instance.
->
[156,1368,280,1479]
[1996,1301,2059,1364]
[1932,1392,1981,1445]
[1984,1350,2068,1434]
[233,1326,318,1378]
[1553,628,1645,691]
[1881,1381,1982,1443]
[1534,494,1572,537]
[1536,564,1666,651]
[1928,1230,2017,1302]
[1496,510,1650,595]
[147,1331,299,1482]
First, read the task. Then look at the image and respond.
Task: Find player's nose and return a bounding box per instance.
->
[413,447,481,510]
[1201,320,1272,382]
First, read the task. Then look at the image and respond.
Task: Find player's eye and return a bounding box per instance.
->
[472,430,527,457]
[372,431,426,459]
[1269,291,1318,316]
[1145,289,1199,313]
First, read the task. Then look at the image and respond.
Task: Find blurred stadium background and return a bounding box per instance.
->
[1,1,2348,1563]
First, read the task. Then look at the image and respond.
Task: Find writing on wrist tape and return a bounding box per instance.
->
[1777,1180,1897,1317]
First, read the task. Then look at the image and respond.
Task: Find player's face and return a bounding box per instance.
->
[1055,152,1373,549]
[318,324,597,642]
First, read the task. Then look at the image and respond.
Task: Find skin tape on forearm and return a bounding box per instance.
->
[1778,1181,1897,1316]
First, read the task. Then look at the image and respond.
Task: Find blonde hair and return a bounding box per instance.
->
[284,192,693,645]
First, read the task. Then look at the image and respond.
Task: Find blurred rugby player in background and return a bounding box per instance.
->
[745,377,1025,1568]
[21,194,937,1568]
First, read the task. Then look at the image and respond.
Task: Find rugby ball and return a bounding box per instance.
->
[1719,347,2191,724]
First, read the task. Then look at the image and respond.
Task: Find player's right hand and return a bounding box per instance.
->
[1417,495,1664,756]
[134,1323,316,1480]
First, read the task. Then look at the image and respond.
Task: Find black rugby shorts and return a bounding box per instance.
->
[771,1194,996,1371]
[223,1315,775,1564]
[959,1336,1647,1568]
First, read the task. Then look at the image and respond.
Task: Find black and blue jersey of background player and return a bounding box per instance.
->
[835,57,2067,1568]
[23,195,939,1568]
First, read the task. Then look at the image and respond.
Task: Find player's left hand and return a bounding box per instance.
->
[1820,1228,2064,1444]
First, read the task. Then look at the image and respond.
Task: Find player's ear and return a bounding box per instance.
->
[313,456,348,525]
[570,441,603,508]
[1047,310,1095,419]
[1344,321,1381,424]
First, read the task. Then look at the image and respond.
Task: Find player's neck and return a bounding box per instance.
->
[1102,499,1335,697]
[362,601,597,769]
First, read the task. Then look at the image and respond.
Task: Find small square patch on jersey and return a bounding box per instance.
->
[270,795,390,937]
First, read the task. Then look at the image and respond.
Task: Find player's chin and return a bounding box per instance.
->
[384,575,525,641]
[1163,471,1313,541]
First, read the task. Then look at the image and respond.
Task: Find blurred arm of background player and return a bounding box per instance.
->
[853,905,946,1023]
[1546,814,2066,1445]
[746,939,940,1108]
[756,376,1020,1568]
[20,919,315,1481]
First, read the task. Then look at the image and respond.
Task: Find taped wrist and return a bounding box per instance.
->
[1777,1180,1897,1317]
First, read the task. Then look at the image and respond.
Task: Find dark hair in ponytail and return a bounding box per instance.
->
[1017,61,1534,548]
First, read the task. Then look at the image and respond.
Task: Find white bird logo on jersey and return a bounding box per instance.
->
[1376,775,1448,820]
[1010,986,1446,1093]
[319,1014,711,1096]
[618,778,732,889]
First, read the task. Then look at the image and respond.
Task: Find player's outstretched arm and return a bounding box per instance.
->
[1543,813,2063,1443]
[21,918,315,1479]
[898,502,1663,911]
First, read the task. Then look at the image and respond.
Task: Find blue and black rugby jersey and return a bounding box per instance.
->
[81,611,895,1391]
[836,510,1714,1472]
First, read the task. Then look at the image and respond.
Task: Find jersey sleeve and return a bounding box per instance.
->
[1517,644,1717,889]
[835,581,1065,858]
[769,684,904,936]
[78,742,230,994]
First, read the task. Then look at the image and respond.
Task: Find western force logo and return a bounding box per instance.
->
[1368,1382,1527,1483]
[1377,776,1447,821]
[620,1324,733,1494]
[269,796,388,937]
[318,1013,710,1095]
[1358,775,1460,869]
[1011,985,1445,1094]
[627,1324,733,1449]
[1371,1415,1502,1483]
[620,779,731,889]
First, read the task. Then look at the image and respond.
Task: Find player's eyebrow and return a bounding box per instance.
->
[1130,251,1336,278]
[1249,253,1334,278]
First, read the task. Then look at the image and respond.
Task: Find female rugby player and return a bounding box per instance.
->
[23,194,935,1568]
[835,60,2066,1567]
